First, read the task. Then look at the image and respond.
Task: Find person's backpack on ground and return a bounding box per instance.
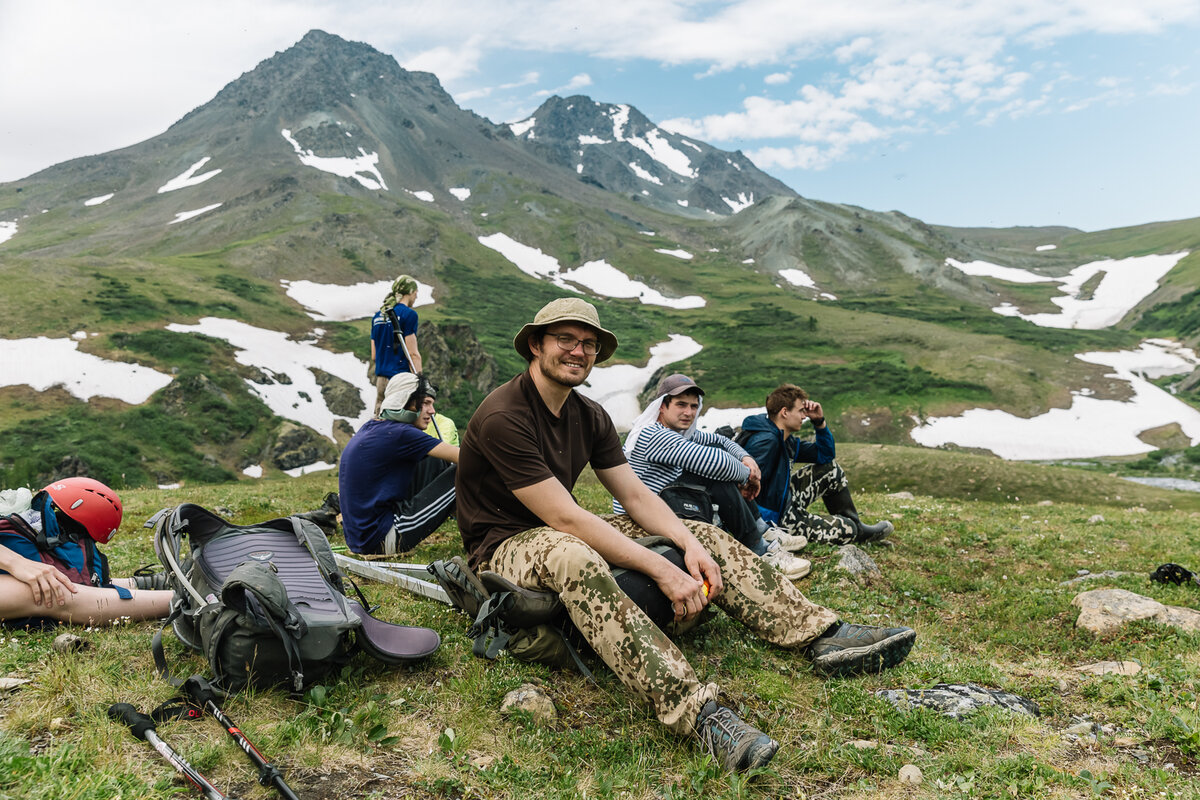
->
[427,537,705,678]
[149,503,440,693]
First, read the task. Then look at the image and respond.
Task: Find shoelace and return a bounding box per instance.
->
[699,707,748,753]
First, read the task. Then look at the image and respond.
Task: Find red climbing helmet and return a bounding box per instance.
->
[41,477,123,543]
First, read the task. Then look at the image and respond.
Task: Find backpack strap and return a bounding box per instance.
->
[151,602,189,688]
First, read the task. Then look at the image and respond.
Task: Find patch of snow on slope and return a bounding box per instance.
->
[509,118,536,137]
[408,190,435,202]
[723,193,754,213]
[449,187,471,200]
[478,233,567,284]
[169,204,222,224]
[166,318,374,440]
[779,269,816,289]
[284,461,335,478]
[578,335,703,429]
[84,193,114,206]
[945,258,1055,284]
[579,135,610,145]
[1036,244,1057,251]
[677,199,689,207]
[655,248,693,260]
[628,162,662,185]
[0,337,172,403]
[560,261,705,309]
[158,157,222,193]
[242,464,264,478]
[0,221,15,245]
[948,252,1190,330]
[610,105,631,140]
[910,339,1200,459]
[280,129,387,190]
[1003,253,1188,329]
[478,233,703,308]
[282,278,435,321]
[626,129,697,179]
[698,407,763,433]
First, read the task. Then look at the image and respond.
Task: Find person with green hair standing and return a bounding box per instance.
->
[369,275,423,415]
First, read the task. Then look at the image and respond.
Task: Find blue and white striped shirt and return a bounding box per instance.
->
[616,423,750,514]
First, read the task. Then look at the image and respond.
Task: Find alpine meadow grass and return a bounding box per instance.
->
[1,456,1198,799]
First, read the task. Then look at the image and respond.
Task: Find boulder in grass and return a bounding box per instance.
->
[1071,588,1200,636]
[877,683,1039,718]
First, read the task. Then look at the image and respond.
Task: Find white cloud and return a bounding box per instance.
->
[764,72,792,85]
[535,73,594,97]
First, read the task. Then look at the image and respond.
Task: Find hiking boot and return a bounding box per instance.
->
[762,526,807,552]
[131,566,171,591]
[807,622,916,677]
[322,492,341,516]
[761,544,811,580]
[695,701,779,772]
[296,506,339,537]
[853,519,894,543]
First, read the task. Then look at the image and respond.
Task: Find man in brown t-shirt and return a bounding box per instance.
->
[456,298,916,773]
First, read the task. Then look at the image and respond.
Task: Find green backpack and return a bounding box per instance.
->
[428,538,696,678]
[150,503,439,693]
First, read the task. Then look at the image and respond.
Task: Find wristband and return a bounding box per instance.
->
[810,417,825,427]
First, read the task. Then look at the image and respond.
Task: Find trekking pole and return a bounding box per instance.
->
[182,675,302,800]
[108,703,237,800]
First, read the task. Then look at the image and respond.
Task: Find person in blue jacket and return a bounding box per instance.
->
[369,275,423,415]
[740,384,893,545]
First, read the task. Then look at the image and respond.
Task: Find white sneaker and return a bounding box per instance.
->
[762,526,808,552]
[761,545,811,580]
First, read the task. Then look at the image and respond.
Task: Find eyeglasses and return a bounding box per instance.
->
[546,333,601,356]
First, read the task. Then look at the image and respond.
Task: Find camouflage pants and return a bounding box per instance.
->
[488,514,838,735]
[781,460,857,545]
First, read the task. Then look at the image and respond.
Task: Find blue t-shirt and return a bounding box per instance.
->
[371,304,418,378]
[338,419,439,553]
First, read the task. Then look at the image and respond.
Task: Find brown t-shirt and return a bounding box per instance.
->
[456,370,627,569]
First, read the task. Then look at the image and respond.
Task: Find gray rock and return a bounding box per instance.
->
[836,544,881,580]
[1088,514,1105,524]
[500,683,557,724]
[1072,588,1200,636]
[52,633,88,653]
[877,683,1040,718]
[311,369,366,417]
[898,764,922,785]
[271,422,339,470]
[888,491,915,499]
[1059,570,1134,586]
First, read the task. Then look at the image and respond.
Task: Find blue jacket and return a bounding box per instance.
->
[740,413,835,522]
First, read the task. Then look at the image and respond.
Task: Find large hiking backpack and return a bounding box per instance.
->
[149,503,440,693]
[427,538,700,678]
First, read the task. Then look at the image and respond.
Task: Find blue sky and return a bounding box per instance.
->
[2,0,1198,231]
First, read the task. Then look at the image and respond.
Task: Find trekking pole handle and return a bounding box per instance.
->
[108,702,157,740]
[108,703,238,800]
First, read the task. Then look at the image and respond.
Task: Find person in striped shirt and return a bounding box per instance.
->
[621,374,812,580]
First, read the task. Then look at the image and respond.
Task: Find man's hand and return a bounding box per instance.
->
[366,362,376,384]
[740,456,761,500]
[8,560,77,608]
[656,560,709,623]
[800,399,825,426]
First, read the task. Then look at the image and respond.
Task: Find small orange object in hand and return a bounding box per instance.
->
[701,581,710,598]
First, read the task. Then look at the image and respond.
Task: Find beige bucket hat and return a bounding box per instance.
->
[513,297,619,363]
